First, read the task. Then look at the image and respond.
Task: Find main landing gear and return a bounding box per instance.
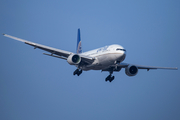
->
[105,72,115,82]
[73,69,82,76]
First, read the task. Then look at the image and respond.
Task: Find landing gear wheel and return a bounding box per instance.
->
[77,70,82,76]
[109,76,115,82]
[105,75,111,82]
[73,69,79,75]
[73,69,83,76]
[105,75,110,81]
[105,75,115,82]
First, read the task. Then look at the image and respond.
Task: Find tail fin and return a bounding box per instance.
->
[76,28,82,54]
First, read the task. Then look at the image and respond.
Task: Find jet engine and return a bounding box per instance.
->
[125,65,138,76]
[67,54,81,65]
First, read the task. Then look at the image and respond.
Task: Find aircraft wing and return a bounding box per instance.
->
[111,62,178,71]
[3,34,94,64]
[102,62,177,72]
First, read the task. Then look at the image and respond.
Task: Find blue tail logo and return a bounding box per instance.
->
[77,29,82,54]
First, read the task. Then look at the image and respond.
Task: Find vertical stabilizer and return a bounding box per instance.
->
[77,28,82,54]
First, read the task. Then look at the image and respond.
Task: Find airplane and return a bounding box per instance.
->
[3,29,178,82]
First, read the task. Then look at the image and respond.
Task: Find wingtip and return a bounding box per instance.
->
[2,33,5,35]
[172,67,178,70]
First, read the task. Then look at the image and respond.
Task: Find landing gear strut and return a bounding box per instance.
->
[73,69,82,76]
[105,71,115,82]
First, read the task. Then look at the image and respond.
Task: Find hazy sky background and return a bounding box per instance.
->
[0,0,180,120]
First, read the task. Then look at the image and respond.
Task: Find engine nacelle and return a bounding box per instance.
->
[67,54,81,65]
[125,65,138,76]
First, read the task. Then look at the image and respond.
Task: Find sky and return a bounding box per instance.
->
[0,0,180,120]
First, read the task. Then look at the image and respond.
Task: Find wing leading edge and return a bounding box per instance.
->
[112,62,178,70]
[102,62,177,72]
[3,34,94,64]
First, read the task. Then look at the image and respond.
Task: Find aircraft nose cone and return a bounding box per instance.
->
[122,52,126,60]
[120,50,126,61]
[124,51,126,56]
[115,51,126,62]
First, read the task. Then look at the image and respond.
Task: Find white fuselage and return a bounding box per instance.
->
[79,44,126,71]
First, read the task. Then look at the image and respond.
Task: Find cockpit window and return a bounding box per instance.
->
[116,48,126,51]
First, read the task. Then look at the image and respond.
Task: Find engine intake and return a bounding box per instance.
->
[67,54,81,65]
[125,65,138,76]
